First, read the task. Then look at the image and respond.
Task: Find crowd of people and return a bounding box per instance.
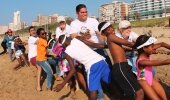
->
[1,3,170,100]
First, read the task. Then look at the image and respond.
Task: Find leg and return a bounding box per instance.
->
[0,42,7,55]
[112,63,144,99]
[138,80,159,100]
[135,89,144,100]
[152,79,167,100]
[8,48,13,61]
[87,61,104,100]
[20,54,29,67]
[37,61,53,90]
[36,64,42,91]
[14,58,22,70]
[76,67,87,93]
[89,90,97,100]
[69,74,77,99]
[55,61,63,81]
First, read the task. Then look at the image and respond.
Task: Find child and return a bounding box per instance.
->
[5,29,15,61]
[116,20,139,76]
[28,26,43,91]
[98,22,144,99]
[13,36,29,70]
[36,28,53,90]
[134,35,170,100]
[53,35,110,100]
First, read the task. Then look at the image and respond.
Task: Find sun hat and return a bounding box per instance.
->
[119,20,131,29]
[57,16,66,23]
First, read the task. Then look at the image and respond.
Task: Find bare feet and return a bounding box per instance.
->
[70,91,77,99]
[56,76,63,81]
[36,87,42,92]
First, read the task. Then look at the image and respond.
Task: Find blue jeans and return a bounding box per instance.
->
[47,57,61,76]
[37,60,53,89]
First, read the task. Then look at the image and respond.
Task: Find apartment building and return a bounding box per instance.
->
[99,1,129,23]
[129,0,170,20]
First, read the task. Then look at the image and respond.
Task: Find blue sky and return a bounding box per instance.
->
[0,0,131,25]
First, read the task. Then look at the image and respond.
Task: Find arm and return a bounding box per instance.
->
[53,53,76,92]
[153,42,170,50]
[109,34,134,47]
[76,36,107,49]
[70,33,78,38]
[122,45,133,51]
[96,31,105,43]
[139,59,170,67]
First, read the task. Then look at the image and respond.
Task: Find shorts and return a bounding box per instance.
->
[30,57,36,66]
[111,62,141,96]
[87,60,111,91]
[15,50,23,59]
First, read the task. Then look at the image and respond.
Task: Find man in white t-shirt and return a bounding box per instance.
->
[53,35,111,100]
[69,4,104,43]
[55,16,70,39]
[69,4,112,99]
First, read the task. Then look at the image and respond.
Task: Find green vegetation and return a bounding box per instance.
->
[113,17,170,29]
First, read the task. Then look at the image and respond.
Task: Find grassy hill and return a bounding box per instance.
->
[113,17,170,29]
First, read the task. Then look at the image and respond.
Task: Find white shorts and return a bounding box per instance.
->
[15,50,23,58]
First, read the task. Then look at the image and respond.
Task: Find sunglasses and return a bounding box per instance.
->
[40,32,46,36]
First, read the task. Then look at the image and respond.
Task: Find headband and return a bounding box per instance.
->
[137,37,157,49]
[100,22,111,33]
[61,35,67,45]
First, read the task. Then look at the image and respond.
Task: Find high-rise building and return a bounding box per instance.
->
[129,0,170,20]
[9,11,22,31]
[32,14,58,26]
[13,11,21,26]
[99,1,129,23]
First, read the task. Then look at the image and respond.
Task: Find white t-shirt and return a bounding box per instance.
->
[69,17,99,43]
[28,36,39,61]
[65,38,105,70]
[55,24,71,39]
[116,31,139,42]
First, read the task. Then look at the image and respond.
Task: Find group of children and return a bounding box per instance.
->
[1,20,170,100]
[53,21,170,100]
[1,29,29,70]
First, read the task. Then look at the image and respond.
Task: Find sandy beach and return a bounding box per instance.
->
[0,27,170,100]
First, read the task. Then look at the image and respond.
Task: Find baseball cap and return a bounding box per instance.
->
[119,20,131,29]
[57,16,66,23]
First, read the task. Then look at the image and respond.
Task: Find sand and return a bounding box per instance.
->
[0,27,170,100]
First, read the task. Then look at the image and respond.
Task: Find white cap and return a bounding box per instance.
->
[119,20,131,29]
[57,16,66,23]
